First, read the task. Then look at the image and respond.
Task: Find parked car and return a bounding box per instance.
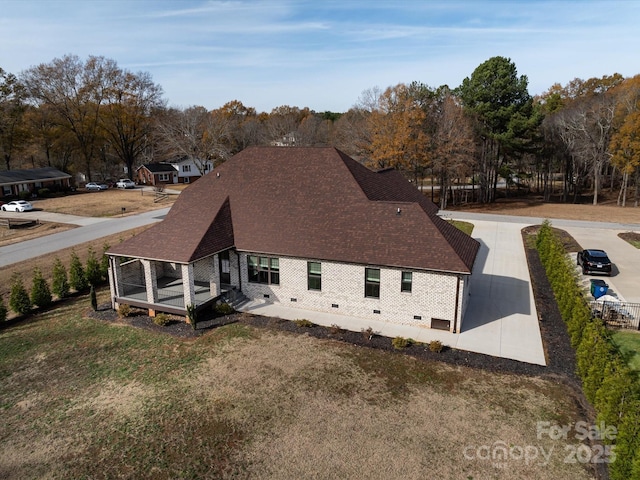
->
[1,200,34,212]
[116,178,136,189]
[577,249,612,276]
[86,182,109,191]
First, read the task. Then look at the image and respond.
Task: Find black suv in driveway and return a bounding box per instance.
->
[577,249,612,276]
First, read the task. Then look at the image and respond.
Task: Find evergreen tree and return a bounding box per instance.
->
[30,267,52,308]
[9,273,32,315]
[90,285,98,311]
[100,242,110,281]
[85,246,102,286]
[69,251,88,292]
[52,257,70,299]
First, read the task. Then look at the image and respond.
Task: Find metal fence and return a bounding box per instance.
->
[590,300,640,330]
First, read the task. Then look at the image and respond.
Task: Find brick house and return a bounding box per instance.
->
[135,163,177,186]
[107,147,479,333]
[0,167,72,199]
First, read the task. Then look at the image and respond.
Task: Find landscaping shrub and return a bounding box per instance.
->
[69,251,89,292]
[117,304,131,318]
[9,273,32,315]
[294,319,314,328]
[30,267,52,309]
[186,304,197,330]
[52,257,70,299]
[0,297,7,322]
[329,324,344,334]
[214,302,234,316]
[361,326,374,341]
[392,336,410,350]
[100,242,110,280]
[85,247,102,286]
[90,285,97,311]
[153,313,170,326]
[429,340,444,353]
[18,191,31,201]
[37,188,50,198]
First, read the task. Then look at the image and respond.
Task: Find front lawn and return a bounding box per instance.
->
[0,293,595,479]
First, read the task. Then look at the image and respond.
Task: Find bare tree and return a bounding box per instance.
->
[0,67,28,170]
[154,106,230,174]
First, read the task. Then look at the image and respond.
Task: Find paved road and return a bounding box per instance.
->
[0,207,170,268]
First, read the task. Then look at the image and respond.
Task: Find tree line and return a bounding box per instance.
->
[1,54,639,206]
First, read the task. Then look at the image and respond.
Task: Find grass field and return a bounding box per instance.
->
[611,330,640,372]
[0,291,594,479]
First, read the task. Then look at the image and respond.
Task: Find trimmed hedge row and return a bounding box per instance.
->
[536,220,640,479]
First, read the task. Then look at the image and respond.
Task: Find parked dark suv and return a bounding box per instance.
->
[577,249,612,276]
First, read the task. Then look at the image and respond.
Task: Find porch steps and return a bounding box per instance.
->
[221,289,250,310]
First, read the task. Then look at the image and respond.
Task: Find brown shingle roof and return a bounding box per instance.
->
[108,147,479,273]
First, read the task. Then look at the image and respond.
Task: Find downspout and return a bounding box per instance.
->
[453,275,461,333]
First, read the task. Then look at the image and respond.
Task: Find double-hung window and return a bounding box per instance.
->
[248,256,279,285]
[401,272,412,293]
[308,262,322,290]
[365,268,380,298]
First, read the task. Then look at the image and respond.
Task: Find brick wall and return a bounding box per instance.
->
[239,253,467,331]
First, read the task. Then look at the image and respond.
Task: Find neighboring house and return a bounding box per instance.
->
[169,157,213,184]
[0,167,72,199]
[136,163,178,186]
[107,147,480,334]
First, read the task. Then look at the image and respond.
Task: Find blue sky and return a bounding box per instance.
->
[1,1,639,113]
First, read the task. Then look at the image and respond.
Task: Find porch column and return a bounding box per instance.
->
[108,256,121,309]
[182,263,196,308]
[142,260,158,304]
[210,255,219,297]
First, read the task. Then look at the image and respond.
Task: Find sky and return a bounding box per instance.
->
[1,0,639,113]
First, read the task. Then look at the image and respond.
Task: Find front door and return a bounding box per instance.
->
[219,250,231,285]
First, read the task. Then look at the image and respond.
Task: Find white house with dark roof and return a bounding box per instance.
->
[107,147,480,334]
[0,167,72,199]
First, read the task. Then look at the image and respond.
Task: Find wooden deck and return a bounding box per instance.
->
[0,218,38,229]
[118,277,217,314]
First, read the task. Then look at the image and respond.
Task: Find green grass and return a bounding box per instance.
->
[611,329,640,372]
[447,219,474,236]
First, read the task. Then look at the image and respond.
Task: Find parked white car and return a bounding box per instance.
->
[1,200,34,212]
[116,179,136,189]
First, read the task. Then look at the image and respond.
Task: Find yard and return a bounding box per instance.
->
[611,329,640,372]
[0,290,594,479]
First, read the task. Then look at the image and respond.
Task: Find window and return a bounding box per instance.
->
[158,173,169,182]
[183,165,191,172]
[308,262,321,290]
[401,271,412,293]
[365,268,380,298]
[248,255,279,285]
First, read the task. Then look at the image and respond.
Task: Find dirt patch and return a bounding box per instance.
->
[450,196,640,224]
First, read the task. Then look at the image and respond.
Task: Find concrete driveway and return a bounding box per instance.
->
[563,226,640,303]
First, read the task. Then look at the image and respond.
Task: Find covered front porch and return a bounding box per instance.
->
[109,252,238,316]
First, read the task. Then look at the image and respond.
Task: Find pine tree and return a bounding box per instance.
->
[90,285,98,311]
[69,251,88,292]
[9,273,32,315]
[30,267,52,308]
[100,242,110,281]
[52,257,70,299]
[85,246,102,286]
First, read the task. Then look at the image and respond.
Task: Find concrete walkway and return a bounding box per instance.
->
[238,219,547,366]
